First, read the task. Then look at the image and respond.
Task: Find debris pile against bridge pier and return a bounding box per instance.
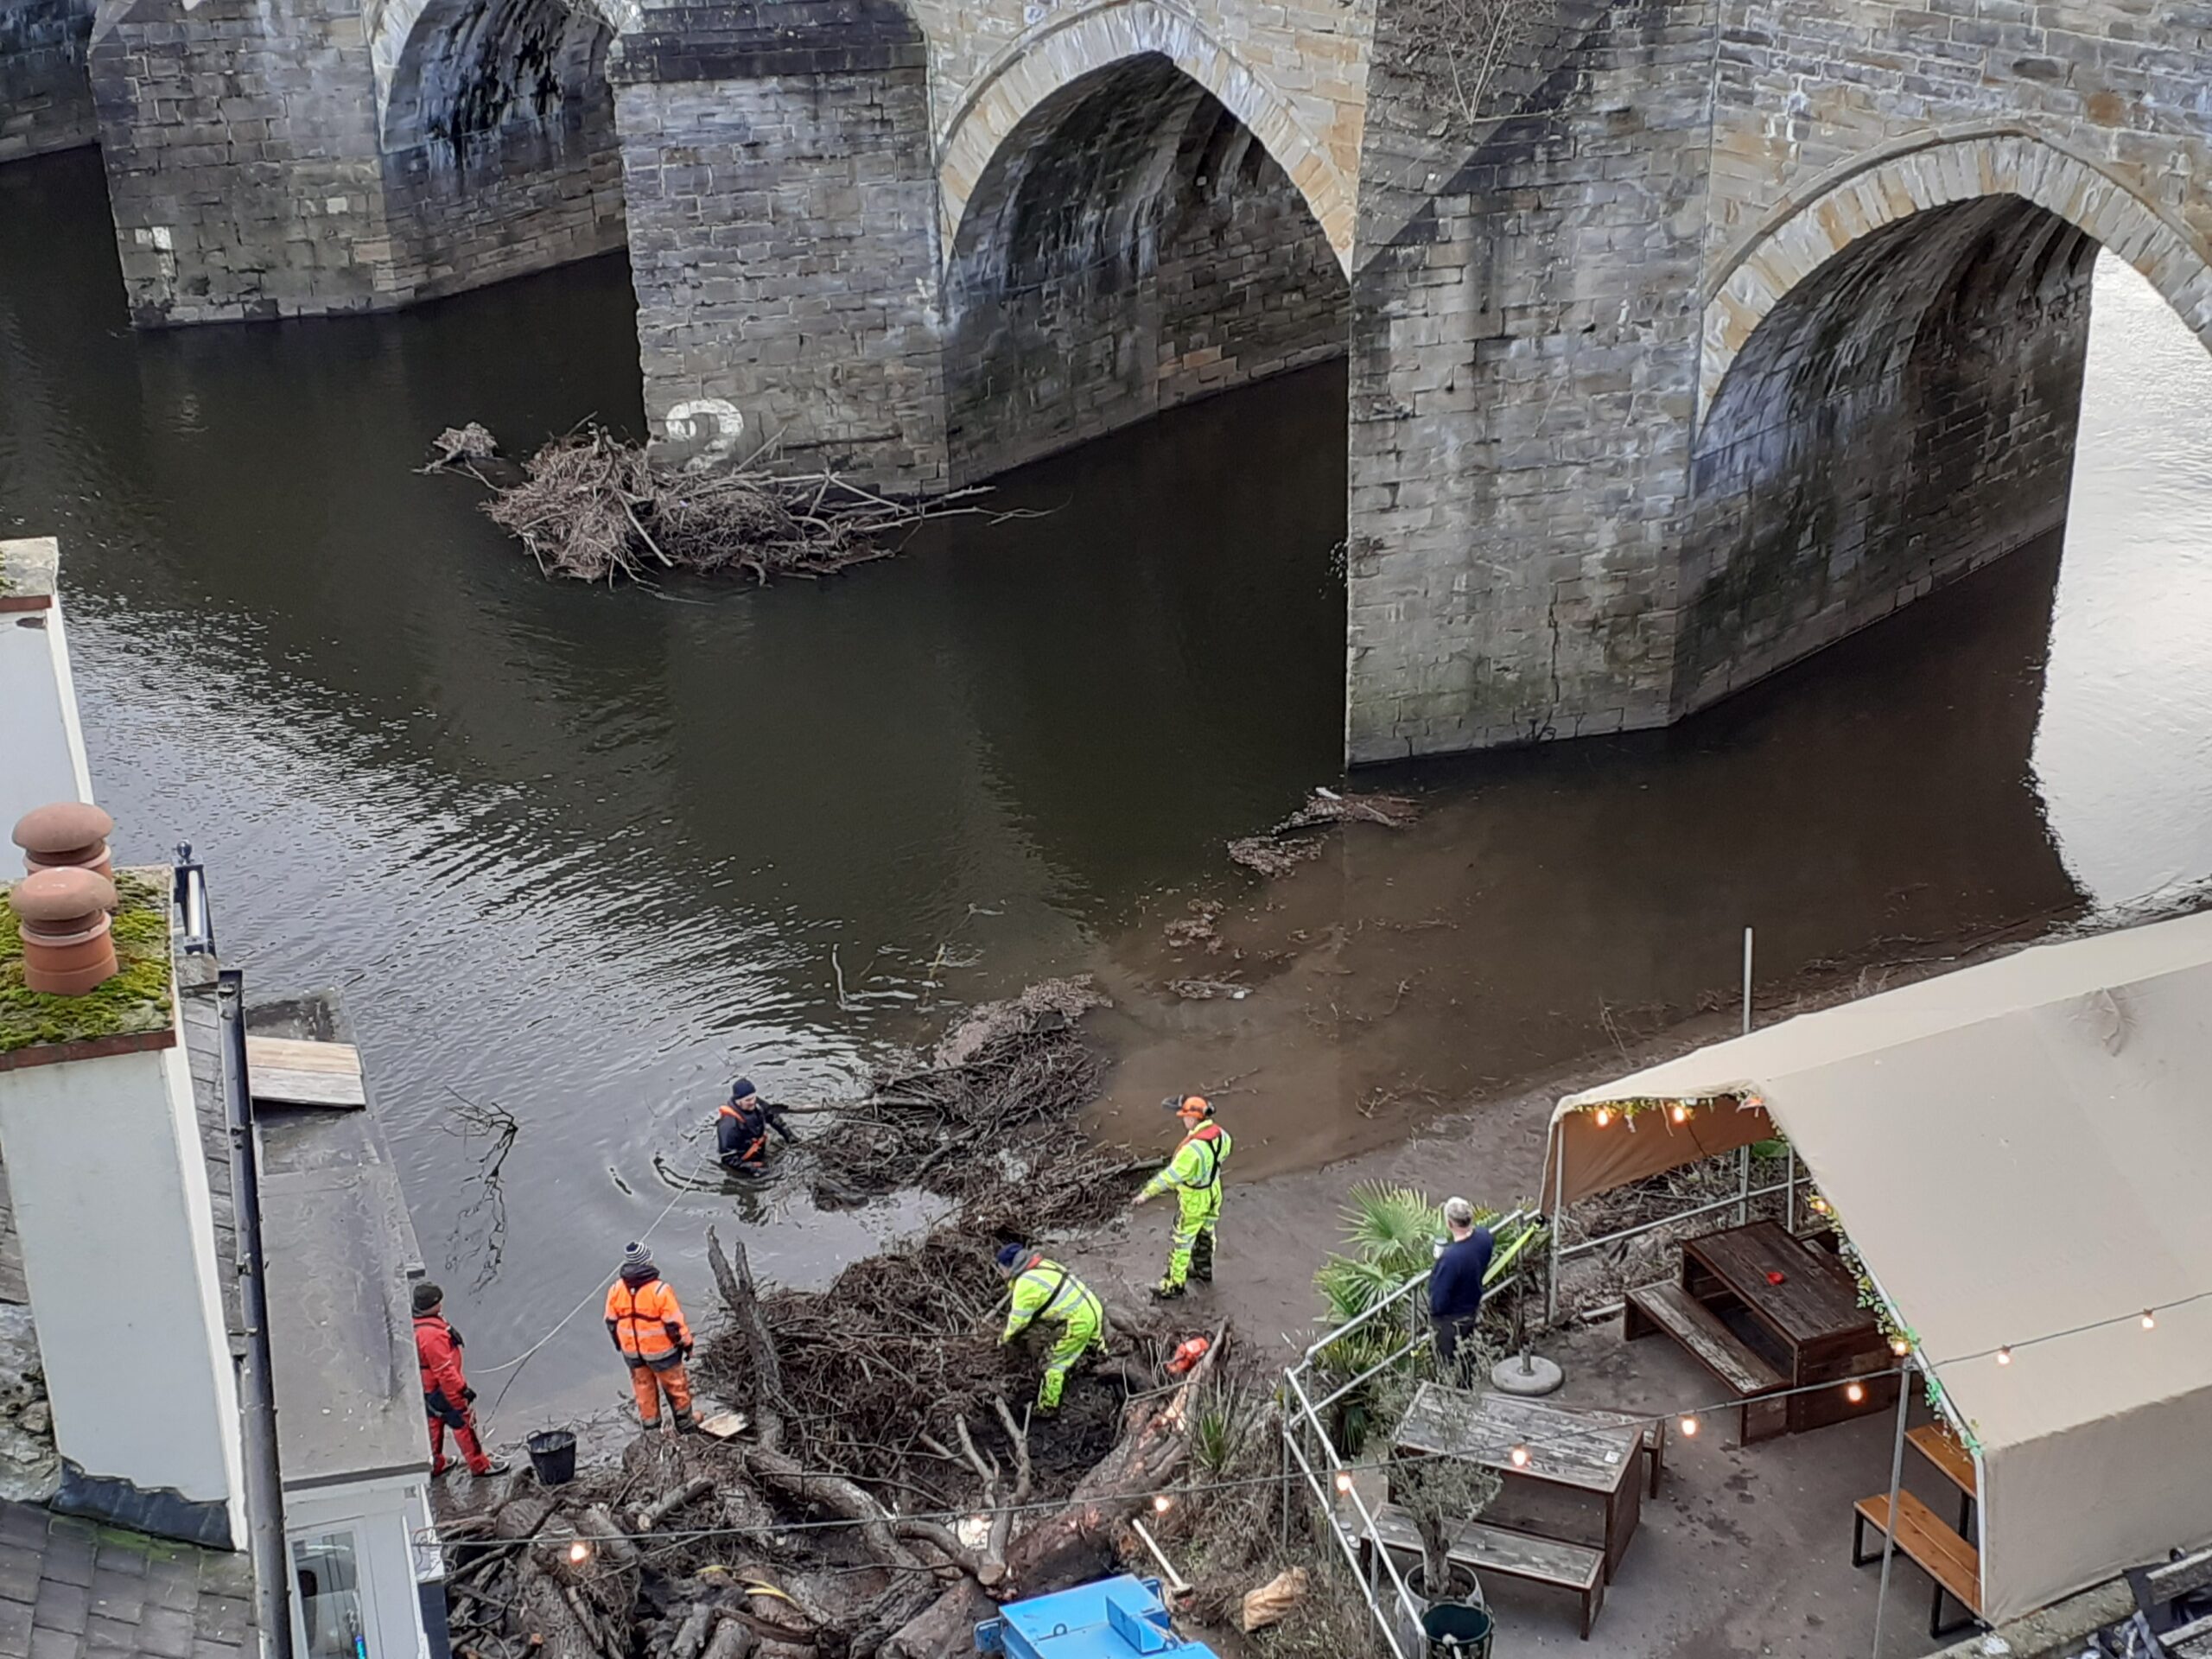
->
[425,425,1012,587]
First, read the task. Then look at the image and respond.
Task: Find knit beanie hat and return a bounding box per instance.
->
[412,1281,443,1315]
[995,1242,1027,1272]
[620,1242,655,1280]
[729,1077,756,1102]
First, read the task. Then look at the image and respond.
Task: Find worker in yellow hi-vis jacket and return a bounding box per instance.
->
[1131,1095,1232,1300]
[996,1243,1106,1413]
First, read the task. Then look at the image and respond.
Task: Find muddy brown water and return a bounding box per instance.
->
[4,148,2210,1429]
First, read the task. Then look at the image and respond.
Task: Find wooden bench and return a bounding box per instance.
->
[1852,1490,1983,1638]
[1624,1281,1788,1444]
[1368,1502,1608,1640]
[2165,1612,2212,1658]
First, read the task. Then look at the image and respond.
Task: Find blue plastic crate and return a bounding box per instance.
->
[974,1575,1218,1658]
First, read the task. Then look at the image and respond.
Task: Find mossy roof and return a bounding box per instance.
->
[0,868,175,1056]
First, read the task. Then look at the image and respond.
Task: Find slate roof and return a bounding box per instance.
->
[0,1497,256,1659]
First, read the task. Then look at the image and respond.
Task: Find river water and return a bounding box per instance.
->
[3,148,2209,1427]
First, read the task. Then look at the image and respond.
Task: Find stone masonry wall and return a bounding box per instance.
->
[610,2,947,489]
[1,0,95,162]
[1701,0,2212,320]
[381,105,626,302]
[89,0,621,323]
[1677,197,2096,709]
[1342,0,1718,761]
[92,0,396,323]
[944,66,1348,481]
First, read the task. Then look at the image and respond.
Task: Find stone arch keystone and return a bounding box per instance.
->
[935,0,1356,277]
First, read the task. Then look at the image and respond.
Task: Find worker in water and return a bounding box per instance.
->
[604,1243,696,1433]
[716,1077,796,1177]
[996,1242,1107,1414]
[414,1282,509,1478]
[1130,1094,1232,1300]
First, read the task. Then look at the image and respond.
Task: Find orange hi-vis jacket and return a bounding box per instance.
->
[605,1274,691,1368]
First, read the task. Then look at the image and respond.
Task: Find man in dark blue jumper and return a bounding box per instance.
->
[1429,1196,1494,1382]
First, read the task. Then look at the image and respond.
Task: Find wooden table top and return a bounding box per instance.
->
[1908,1425,1978,1497]
[1685,1219,1872,1347]
[1394,1384,1642,1498]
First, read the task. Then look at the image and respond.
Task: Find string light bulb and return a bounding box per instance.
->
[1509,1446,1530,1468]
[1669,1103,1688,1124]
[2142,1310,2158,1330]
[1808,1196,1830,1216]
[569,1541,592,1564]
[1890,1336,1911,1357]
[1995,1346,2012,1366]
[1593,1108,1613,1128]
[1679,1414,1700,1437]
[1333,1471,1354,1494]
[1153,1493,1175,1515]
[1845,1382,1866,1404]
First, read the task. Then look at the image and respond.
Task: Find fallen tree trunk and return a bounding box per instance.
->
[879,1579,995,1659]
[709,1225,787,1454]
[999,1325,1229,1596]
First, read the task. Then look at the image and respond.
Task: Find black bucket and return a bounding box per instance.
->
[526,1429,577,1487]
[1421,1602,1494,1658]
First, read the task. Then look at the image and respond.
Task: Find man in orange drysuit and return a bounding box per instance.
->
[604,1242,696,1432]
[414,1282,508,1478]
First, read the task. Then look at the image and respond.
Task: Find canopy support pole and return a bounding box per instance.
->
[1870,1357,1915,1659]
[1547,1126,1567,1324]
[1737,926,1755,1224]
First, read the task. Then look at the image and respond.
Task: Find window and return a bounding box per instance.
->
[292,1530,376,1659]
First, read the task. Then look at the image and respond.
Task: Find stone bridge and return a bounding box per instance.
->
[9,0,2212,760]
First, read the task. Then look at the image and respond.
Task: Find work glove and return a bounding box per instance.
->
[462,1387,477,1403]
[683,1342,696,1359]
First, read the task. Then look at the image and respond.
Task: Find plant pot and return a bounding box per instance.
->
[1391,1566,1490,1658]
[1421,1601,1495,1656]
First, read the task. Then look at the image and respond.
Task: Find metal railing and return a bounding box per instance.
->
[1278,1209,1541,1659]
[1544,1145,1802,1322]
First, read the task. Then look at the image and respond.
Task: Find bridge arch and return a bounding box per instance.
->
[370,0,638,154]
[1676,131,2212,715]
[1699,132,2212,419]
[936,1,1356,277]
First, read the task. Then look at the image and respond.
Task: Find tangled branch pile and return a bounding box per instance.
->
[1226,787,1422,877]
[425,424,1003,587]
[808,977,1116,1209]
[696,976,1152,1510]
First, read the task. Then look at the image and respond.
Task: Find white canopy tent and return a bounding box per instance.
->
[1540,912,2212,1625]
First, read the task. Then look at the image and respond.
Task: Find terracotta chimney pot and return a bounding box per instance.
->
[12,802,116,881]
[10,868,120,996]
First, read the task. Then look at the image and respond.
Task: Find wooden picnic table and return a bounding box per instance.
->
[1392,1383,1644,1580]
[1681,1218,1897,1433]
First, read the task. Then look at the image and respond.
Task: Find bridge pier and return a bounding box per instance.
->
[1342,0,1713,762]
[86,0,623,325]
[1,0,96,162]
[611,2,948,487]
